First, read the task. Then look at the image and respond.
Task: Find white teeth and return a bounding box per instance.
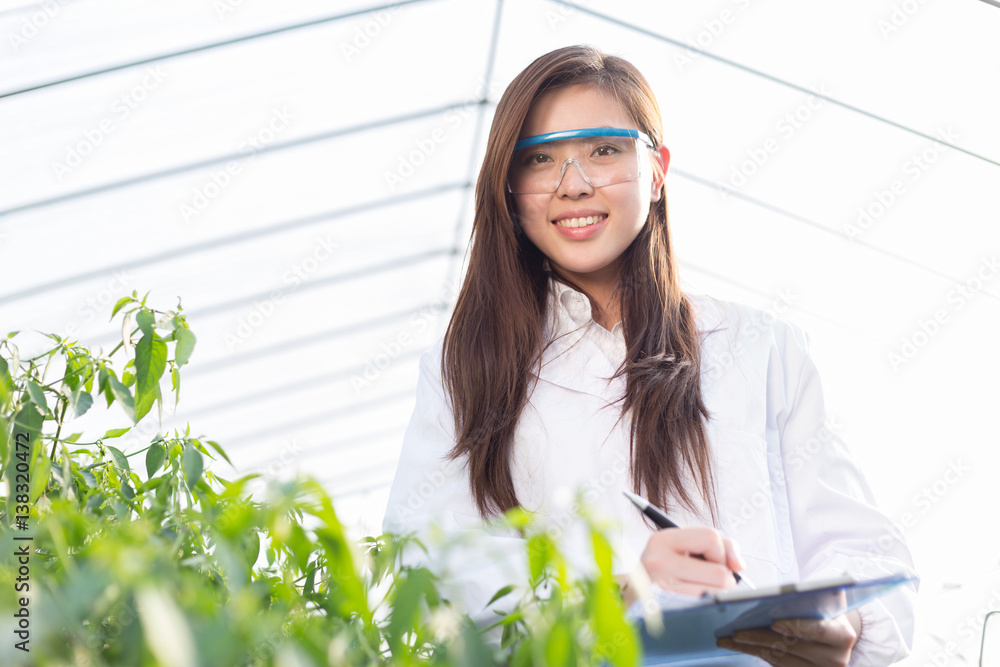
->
[554,215,605,228]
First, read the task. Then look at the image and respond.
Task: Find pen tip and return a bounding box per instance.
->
[622,490,646,509]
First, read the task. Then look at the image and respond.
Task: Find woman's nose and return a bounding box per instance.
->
[554,159,594,197]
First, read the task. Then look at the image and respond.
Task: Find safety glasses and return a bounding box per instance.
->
[507,128,656,195]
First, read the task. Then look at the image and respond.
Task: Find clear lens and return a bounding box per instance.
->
[508,135,645,195]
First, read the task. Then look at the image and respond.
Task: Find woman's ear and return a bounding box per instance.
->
[650,145,670,202]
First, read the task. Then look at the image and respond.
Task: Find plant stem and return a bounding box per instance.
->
[51,396,69,461]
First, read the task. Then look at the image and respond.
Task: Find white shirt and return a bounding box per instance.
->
[383,275,918,666]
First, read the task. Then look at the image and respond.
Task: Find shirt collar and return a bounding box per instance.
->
[546,271,623,336]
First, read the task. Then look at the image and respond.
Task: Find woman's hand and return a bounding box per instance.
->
[639,526,746,596]
[716,609,862,666]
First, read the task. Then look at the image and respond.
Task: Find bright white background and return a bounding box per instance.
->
[1,0,998,663]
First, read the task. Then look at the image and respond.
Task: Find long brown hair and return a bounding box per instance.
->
[441,45,718,528]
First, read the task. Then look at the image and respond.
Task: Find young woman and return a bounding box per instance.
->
[383,45,917,666]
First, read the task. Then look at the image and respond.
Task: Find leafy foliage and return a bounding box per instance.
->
[0,292,640,666]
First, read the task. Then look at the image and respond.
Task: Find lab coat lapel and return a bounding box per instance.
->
[533,305,622,401]
[531,292,720,402]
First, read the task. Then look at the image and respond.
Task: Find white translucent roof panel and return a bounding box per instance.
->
[2,3,999,662]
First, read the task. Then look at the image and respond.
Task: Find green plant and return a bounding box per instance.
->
[0,292,640,666]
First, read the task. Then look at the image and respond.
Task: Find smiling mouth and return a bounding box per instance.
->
[552,214,607,228]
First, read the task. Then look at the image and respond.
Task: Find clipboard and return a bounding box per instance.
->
[628,572,917,664]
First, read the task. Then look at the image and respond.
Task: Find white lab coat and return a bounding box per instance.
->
[382,279,918,666]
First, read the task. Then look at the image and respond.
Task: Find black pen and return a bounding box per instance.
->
[622,490,744,585]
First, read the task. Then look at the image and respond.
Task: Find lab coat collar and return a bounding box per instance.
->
[534,274,720,403]
[535,280,622,402]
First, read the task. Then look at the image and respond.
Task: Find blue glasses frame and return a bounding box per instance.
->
[513,127,656,151]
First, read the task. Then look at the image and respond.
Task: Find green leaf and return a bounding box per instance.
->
[171,366,180,410]
[175,327,196,367]
[29,454,50,503]
[120,478,135,500]
[105,371,135,423]
[240,531,260,569]
[134,331,167,422]
[386,567,433,656]
[139,476,167,493]
[203,440,232,466]
[304,564,316,596]
[136,309,155,336]
[0,356,14,405]
[25,380,47,415]
[107,446,130,474]
[183,442,203,489]
[98,367,112,408]
[64,432,83,444]
[79,469,97,487]
[545,619,575,667]
[0,416,7,473]
[487,584,517,607]
[72,389,93,418]
[102,428,131,439]
[589,530,639,667]
[110,296,133,320]
[146,443,166,478]
[83,368,94,393]
[528,534,552,583]
[63,351,89,392]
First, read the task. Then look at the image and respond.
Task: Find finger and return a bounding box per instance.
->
[645,550,737,591]
[772,616,859,649]
[716,634,814,667]
[649,526,728,565]
[722,626,846,665]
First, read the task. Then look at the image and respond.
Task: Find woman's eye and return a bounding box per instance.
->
[526,153,551,165]
[594,144,621,157]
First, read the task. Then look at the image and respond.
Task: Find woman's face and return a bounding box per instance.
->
[512,84,668,291]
